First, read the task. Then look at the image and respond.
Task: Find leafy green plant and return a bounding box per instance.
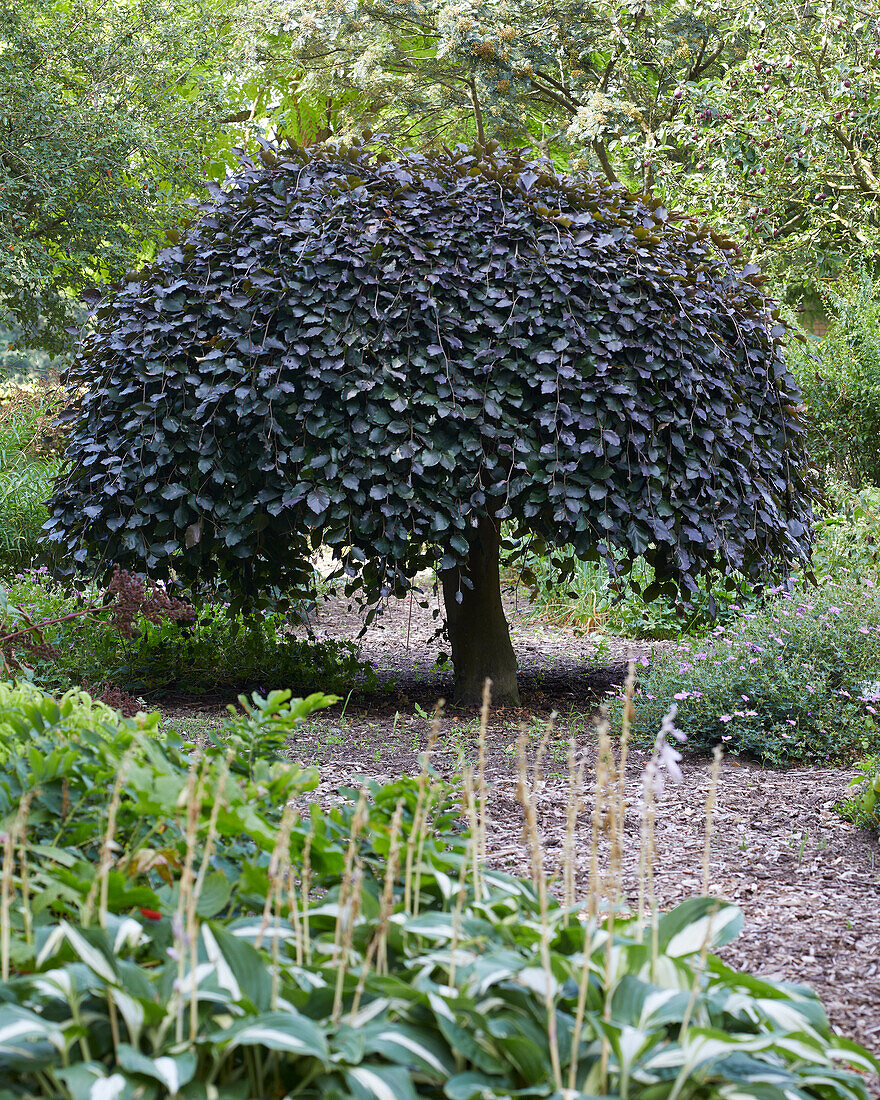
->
[518,550,757,640]
[788,273,880,488]
[0,684,875,1098]
[45,139,814,705]
[837,756,880,836]
[0,570,376,698]
[620,576,880,765]
[108,602,378,697]
[0,683,337,891]
[0,381,66,575]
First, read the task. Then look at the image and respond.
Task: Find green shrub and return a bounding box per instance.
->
[809,481,880,587]
[0,570,376,697]
[0,683,337,912]
[0,381,65,575]
[788,273,880,487]
[837,755,880,836]
[519,550,757,640]
[0,685,875,1098]
[620,578,880,765]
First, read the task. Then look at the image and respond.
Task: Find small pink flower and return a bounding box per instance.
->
[859,627,870,634]
[719,714,733,723]
[828,606,842,615]
[674,691,690,700]
[741,695,750,702]
[722,735,732,741]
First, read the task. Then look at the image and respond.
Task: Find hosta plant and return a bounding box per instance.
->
[0,894,874,1099]
[0,684,875,1098]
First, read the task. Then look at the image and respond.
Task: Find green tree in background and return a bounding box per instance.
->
[284,0,880,283]
[667,0,880,284]
[0,0,318,353]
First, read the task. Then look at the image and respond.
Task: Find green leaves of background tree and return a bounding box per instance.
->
[0,0,327,353]
[283,0,880,285]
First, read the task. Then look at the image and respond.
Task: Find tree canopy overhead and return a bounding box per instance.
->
[283,0,880,282]
[46,139,813,702]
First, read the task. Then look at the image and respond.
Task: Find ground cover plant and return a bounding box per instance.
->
[0,681,875,1098]
[45,138,814,707]
[619,575,880,765]
[0,569,376,699]
[838,756,880,836]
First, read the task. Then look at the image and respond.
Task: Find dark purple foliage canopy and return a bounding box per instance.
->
[46,139,813,606]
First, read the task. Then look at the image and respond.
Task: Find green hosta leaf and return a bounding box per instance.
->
[361,1022,456,1078]
[657,897,744,957]
[344,1064,420,1100]
[117,1045,197,1091]
[36,923,119,983]
[209,1011,329,1060]
[0,1004,65,1058]
[611,975,691,1029]
[54,1064,128,1100]
[201,924,271,1010]
[444,1074,556,1099]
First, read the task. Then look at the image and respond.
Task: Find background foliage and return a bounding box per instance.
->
[0,568,376,699]
[284,0,880,283]
[788,273,880,488]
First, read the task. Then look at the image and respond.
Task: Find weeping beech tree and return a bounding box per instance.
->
[46,138,813,705]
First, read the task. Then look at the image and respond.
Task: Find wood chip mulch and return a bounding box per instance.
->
[294,590,880,1073]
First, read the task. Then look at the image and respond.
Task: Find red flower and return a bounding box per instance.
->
[139,908,162,921]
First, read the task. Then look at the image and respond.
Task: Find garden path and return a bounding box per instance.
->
[288,590,880,1063]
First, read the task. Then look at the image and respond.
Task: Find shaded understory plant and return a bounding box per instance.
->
[837,756,880,837]
[0,681,874,1097]
[0,379,66,576]
[788,272,880,488]
[517,551,757,640]
[521,480,880,641]
[0,569,375,698]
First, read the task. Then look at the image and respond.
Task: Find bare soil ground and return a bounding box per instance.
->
[167,589,880,1071]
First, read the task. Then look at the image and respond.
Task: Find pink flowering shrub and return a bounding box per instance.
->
[620,576,880,765]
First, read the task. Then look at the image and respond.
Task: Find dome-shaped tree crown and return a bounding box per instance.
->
[46,138,812,628]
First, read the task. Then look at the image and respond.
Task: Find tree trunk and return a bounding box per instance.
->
[440,517,521,706]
